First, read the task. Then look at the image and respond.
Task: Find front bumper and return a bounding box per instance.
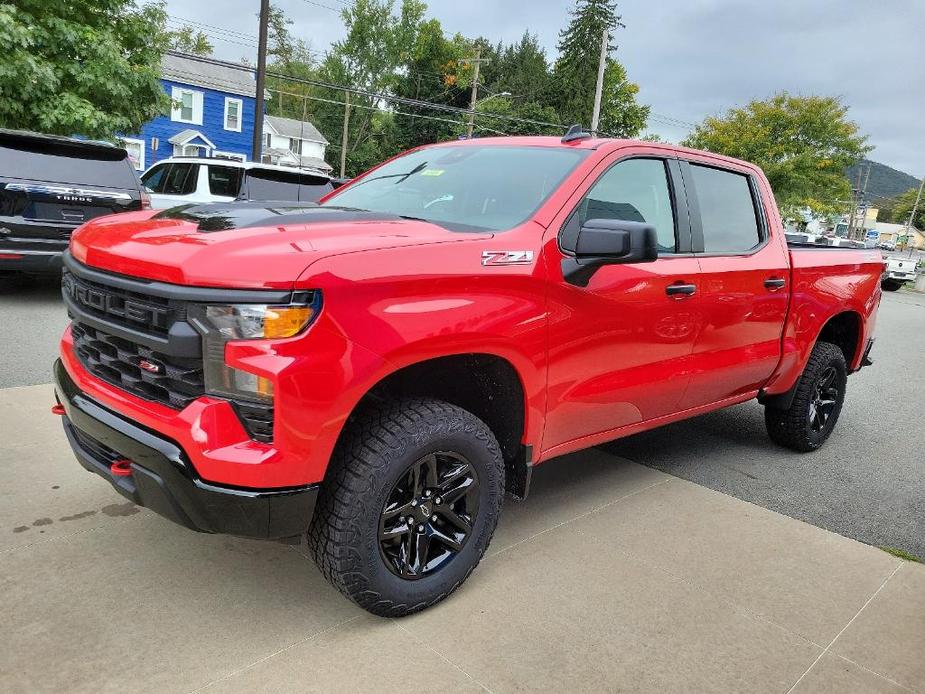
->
[54,359,319,539]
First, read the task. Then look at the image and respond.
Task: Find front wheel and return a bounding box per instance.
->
[764,341,847,452]
[307,398,505,616]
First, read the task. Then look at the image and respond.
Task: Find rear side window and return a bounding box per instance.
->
[243,169,332,202]
[690,165,761,253]
[207,165,243,197]
[142,163,198,195]
[0,138,137,188]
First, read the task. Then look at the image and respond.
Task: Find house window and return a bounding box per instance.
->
[173,143,207,157]
[289,138,303,155]
[121,138,145,171]
[224,97,243,132]
[264,133,272,148]
[171,86,203,125]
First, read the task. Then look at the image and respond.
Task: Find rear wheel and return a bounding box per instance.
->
[307,398,504,616]
[764,341,847,452]
[881,279,902,291]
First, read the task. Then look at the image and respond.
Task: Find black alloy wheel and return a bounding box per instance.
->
[808,366,839,433]
[378,451,480,579]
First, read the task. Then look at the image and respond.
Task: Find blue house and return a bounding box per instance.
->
[121,52,259,171]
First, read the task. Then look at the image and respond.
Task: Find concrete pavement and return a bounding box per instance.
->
[2,383,923,693]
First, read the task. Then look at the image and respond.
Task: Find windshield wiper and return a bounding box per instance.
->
[348,161,429,189]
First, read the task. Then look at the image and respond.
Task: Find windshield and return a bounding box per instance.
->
[322,145,589,231]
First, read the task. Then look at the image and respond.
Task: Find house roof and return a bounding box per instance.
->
[168,129,216,149]
[162,52,258,98]
[264,115,329,144]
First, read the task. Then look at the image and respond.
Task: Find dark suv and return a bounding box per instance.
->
[0,129,146,278]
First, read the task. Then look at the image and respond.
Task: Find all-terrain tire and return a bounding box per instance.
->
[764,341,847,452]
[881,279,902,292]
[307,398,505,617]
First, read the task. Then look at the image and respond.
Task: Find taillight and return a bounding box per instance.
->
[141,190,152,209]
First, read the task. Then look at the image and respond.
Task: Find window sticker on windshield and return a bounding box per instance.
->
[421,169,445,176]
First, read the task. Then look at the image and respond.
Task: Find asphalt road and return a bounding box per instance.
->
[1,276,922,557]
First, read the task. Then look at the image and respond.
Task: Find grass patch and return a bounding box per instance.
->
[880,546,923,563]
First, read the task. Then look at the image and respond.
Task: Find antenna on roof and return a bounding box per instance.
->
[561,124,592,143]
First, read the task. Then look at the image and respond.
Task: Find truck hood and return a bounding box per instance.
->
[70,204,491,288]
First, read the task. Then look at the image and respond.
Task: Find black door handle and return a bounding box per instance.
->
[764,277,786,290]
[666,282,696,297]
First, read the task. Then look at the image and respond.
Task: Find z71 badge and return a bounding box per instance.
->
[481,250,534,266]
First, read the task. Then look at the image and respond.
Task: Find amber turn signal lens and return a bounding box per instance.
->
[262,306,315,338]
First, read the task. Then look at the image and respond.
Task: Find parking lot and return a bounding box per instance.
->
[1,281,924,692]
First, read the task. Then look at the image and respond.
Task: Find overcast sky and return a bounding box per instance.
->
[164,0,925,176]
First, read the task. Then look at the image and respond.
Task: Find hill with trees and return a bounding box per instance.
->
[846,160,919,205]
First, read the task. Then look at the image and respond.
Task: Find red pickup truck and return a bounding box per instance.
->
[54,135,882,616]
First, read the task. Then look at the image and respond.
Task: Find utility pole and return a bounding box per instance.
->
[251,0,270,162]
[856,163,871,240]
[462,50,490,138]
[902,176,924,254]
[339,90,350,179]
[590,26,609,135]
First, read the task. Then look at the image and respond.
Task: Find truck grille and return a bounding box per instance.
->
[63,262,277,443]
[71,322,204,409]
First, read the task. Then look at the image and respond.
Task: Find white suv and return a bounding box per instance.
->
[140,157,333,209]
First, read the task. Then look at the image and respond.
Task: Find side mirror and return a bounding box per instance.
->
[562,218,658,286]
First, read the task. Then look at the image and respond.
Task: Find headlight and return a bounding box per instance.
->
[189,296,320,403]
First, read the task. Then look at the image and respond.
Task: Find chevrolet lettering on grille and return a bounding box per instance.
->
[63,274,169,330]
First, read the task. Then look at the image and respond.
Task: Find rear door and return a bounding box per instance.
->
[0,135,141,248]
[542,150,702,453]
[677,158,790,408]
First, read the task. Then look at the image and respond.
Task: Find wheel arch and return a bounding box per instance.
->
[760,309,864,410]
[333,351,536,499]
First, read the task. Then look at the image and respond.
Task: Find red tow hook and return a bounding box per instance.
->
[110,459,133,477]
[51,403,66,416]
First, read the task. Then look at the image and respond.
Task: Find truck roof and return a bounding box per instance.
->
[425,135,761,172]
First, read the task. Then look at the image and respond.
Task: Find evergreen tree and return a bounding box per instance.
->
[550,0,648,137]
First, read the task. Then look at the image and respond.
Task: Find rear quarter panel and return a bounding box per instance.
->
[763,247,883,394]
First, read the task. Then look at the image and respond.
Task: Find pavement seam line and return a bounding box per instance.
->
[784,561,905,694]
[828,652,918,694]
[186,614,363,693]
[391,619,494,693]
[0,513,146,555]
[487,477,672,559]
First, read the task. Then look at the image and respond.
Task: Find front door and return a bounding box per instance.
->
[541,153,702,455]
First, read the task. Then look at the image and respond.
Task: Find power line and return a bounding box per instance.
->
[167,51,571,133]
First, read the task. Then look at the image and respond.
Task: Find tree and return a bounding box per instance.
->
[0,0,171,139]
[885,185,925,230]
[167,26,213,56]
[683,93,870,213]
[550,0,649,137]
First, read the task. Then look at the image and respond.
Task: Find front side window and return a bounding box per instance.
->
[141,163,198,195]
[689,164,762,253]
[224,98,242,131]
[323,145,589,232]
[562,158,677,253]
